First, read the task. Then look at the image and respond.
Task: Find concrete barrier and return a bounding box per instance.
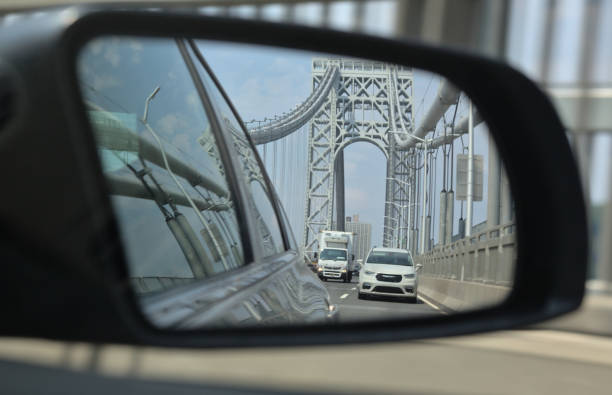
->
[418,276,511,312]
[415,223,515,311]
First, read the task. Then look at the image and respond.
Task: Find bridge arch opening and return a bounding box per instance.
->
[335,141,387,255]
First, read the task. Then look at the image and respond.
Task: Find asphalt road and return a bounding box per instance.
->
[321,275,442,322]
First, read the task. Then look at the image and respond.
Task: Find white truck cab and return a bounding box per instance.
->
[315,231,355,283]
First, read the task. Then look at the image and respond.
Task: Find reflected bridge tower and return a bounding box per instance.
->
[303,58,414,255]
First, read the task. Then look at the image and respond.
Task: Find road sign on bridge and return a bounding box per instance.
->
[456,154,484,201]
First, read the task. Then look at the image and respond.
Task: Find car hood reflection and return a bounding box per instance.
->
[362,263,415,275]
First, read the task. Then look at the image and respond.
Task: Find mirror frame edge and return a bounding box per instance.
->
[41,6,588,347]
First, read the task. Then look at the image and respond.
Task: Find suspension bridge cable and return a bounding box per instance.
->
[445,96,460,190]
[415,74,434,125]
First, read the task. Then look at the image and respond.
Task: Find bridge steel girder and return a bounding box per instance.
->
[302,59,414,254]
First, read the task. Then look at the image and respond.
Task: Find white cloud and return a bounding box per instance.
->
[345,159,357,175]
[129,40,143,52]
[186,91,200,111]
[131,53,141,64]
[103,46,120,68]
[172,132,192,154]
[345,187,369,209]
[129,39,143,64]
[89,40,104,55]
[92,73,120,90]
[156,113,190,137]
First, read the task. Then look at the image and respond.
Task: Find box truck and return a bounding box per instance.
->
[315,230,356,283]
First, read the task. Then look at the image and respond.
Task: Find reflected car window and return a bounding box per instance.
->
[366,251,413,266]
[77,37,245,294]
[189,43,286,258]
[277,201,298,251]
[320,249,347,260]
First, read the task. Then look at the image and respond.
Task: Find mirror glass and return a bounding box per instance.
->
[77,36,516,329]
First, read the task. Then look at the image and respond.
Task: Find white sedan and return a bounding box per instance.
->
[358,247,421,303]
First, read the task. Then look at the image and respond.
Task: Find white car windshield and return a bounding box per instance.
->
[320,249,347,260]
[366,252,413,266]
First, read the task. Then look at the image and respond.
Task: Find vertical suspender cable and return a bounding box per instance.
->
[285,138,288,204]
[432,149,437,245]
[420,148,428,254]
[466,100,474,237]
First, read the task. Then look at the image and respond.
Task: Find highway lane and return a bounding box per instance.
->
[321,275,442,322]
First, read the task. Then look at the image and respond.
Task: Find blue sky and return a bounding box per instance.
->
[77,1,612,262]
[208,0,612,208]
[198,0,612,249]
[199,40,491,248]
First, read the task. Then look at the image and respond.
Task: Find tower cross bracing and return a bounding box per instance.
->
[302,58,414,254]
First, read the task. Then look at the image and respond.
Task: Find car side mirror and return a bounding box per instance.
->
[0,7,586,348]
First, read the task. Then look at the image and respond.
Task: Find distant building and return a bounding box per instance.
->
[345,215,371,262]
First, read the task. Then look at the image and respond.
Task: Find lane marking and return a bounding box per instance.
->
[340,293,349,299]
[417,294,448,315]
[351,287,356,290]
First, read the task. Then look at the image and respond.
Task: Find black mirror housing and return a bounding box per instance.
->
[0,6,587,348]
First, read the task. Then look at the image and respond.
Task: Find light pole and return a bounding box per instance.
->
[466,100,474,237]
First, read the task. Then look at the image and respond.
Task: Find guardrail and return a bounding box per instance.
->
[414,223,515,312]
[416,223,516,286]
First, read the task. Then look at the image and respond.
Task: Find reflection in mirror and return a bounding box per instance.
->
[77,36,515,329]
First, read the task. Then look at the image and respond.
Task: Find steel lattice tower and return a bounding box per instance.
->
[303,58,414,254]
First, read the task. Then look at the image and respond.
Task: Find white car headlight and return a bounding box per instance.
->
[403,273,415,279]
[364,270,375,275]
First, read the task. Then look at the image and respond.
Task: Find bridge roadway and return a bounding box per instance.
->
[321,276,442,321]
